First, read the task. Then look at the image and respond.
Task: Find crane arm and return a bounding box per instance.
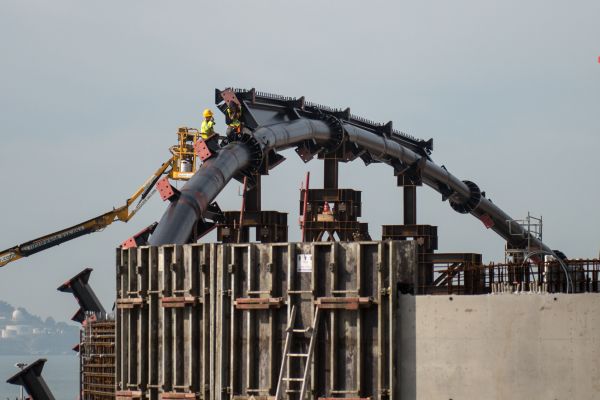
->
[0,157,174,268]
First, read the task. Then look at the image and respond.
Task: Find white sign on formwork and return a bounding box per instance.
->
[297,254,312,273]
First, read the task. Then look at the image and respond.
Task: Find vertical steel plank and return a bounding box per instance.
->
[245,245,253,394]
[228,244,237,400]
[116,248,124,391]
[329,242,337,397]
[149,246,159,400]
[377,243,385,400]
[310,242,317,400]
[389,241,400,400]
[139,247,149,393]
[268,245,275,394]
[356,242,363,396]
[209,243,219,400]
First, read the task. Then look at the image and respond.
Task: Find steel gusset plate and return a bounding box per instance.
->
[359,150,377,166]
[228,133,263,172]
[295,139,321,163]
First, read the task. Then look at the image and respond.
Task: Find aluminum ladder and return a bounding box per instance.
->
[275,305,321,400]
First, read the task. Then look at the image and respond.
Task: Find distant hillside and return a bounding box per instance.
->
[0,300,80,355]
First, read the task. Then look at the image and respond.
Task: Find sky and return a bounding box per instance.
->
[0,0,598,321]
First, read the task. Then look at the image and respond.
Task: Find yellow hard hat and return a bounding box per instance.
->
[203,108,213,118]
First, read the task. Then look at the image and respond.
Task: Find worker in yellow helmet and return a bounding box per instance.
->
[200,108,215,140]
[225,101,242,139]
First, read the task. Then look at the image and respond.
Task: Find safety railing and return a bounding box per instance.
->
[420,259,600,295]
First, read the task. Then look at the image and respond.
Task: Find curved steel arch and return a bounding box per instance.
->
[150,89,552,256]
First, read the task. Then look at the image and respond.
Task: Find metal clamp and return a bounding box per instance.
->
[116,298,145,309]
[234,297,284,310]
[315,297,373,310]
[160,296,199,308]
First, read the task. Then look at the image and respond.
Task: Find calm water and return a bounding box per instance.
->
[0,354,78,399]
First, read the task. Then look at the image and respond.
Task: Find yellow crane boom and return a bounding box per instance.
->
[0,157,174,268]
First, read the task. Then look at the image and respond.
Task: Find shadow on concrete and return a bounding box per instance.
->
[397,294,416,400]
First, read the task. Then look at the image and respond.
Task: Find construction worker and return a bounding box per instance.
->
[225,101,242,139]
[200,108,215,139]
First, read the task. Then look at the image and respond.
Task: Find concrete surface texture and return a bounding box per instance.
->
[398,294,600,400]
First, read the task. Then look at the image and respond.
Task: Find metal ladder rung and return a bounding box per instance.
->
[285,390,301,394]
[292,328,312,333]
[287,353,308,357]
[283,377,304,382]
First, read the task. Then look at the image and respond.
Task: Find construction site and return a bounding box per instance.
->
[1,87,599,400]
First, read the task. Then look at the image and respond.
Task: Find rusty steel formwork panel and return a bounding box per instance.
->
[116,244,213,400]
[81,316,116,399]
[116,241,417,400]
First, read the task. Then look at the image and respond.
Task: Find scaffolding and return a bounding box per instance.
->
[505,212,543,263]
[418,258,600,295]
[80,312,115,399]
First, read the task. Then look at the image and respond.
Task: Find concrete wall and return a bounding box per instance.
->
[398,294,600,400]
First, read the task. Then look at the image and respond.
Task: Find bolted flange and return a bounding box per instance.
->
[449,180,482,214]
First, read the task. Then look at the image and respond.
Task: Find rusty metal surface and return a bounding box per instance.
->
[116,241,417,400]
[116,245,212,400]
[80,316,116,399]
[418,257,600,295]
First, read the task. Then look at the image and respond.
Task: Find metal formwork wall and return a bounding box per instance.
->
[116,244,213,400]
[116,241,417,400]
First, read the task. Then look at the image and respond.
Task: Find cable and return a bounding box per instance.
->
[521,250,572,293]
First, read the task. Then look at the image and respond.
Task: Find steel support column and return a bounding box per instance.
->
[403,186,417,225]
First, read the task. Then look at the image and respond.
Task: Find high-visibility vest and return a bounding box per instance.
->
[201,119,215,139]
[226,107,241,127]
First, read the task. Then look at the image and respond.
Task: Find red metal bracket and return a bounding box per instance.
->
[116,392,143,400]
[116,298,145,309]
[80,312,97,327]
[157,176,180,202]
[320,398,371,400]
[194,139,212,161]
[120,237,137,250]
[160,296,198,308]
[315,297,373,310]
[234,297,284,310]
[121,222,158,249]
[219,88,243,110]
[160,393,198,399]
[479,213,495,229]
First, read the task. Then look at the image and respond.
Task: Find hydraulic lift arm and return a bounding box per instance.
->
[0,158,174,268]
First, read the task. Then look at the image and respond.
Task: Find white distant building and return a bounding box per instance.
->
[0,308,33,338]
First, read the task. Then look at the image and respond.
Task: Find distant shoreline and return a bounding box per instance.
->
[0,351,76,356]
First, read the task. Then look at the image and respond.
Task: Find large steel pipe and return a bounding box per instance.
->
[150,115,551,254]
[253,119,332,151]
[150,120,333,245]
[343,124,551,252]
[150,142,252,245]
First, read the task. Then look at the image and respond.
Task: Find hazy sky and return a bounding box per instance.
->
[0,1,598,321]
